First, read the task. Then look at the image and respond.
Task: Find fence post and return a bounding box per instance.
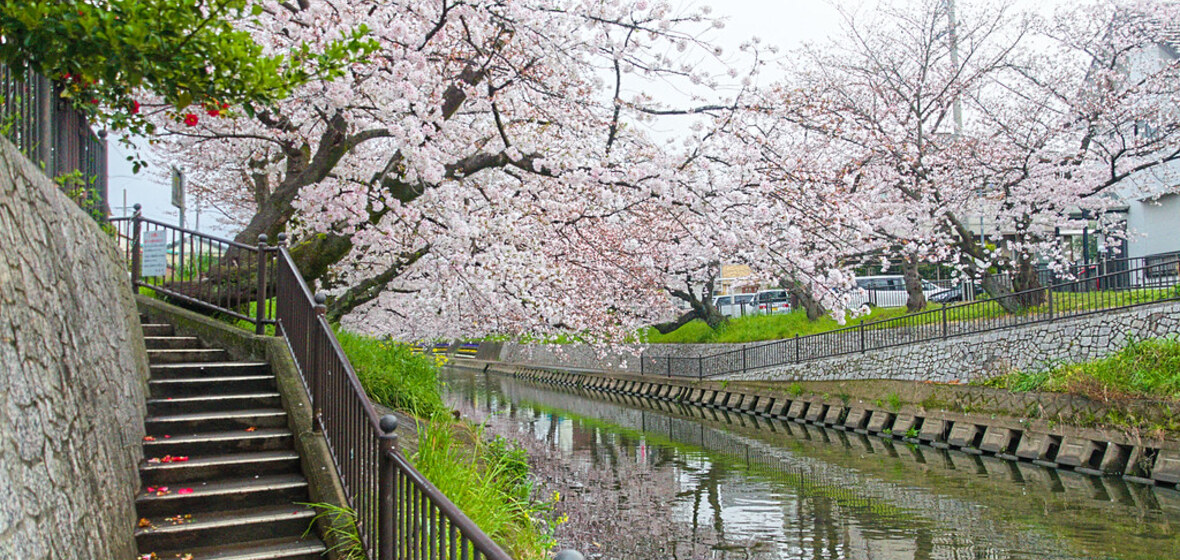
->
[858,323,865,352]
[255,234,269,335]
[742,345,747,372]
[941,305,948,339]
[1047,287,1054,321]
[274,234,287,323]
[313,293,328,432]
[640,355,644,376]
[130,204,142,289]
[794,334,800,363]
[378,415,399,560]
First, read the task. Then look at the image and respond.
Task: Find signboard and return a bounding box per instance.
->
[141,230,168,277]
[171,166,186,210]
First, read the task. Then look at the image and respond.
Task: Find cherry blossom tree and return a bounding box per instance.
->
[147,0,750,340]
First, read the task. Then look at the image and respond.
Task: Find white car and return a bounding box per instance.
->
[847,275,943,308]
[712,293,756,318]
[752,289,791,315]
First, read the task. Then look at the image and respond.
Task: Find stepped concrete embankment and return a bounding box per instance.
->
[450,359,1180,490]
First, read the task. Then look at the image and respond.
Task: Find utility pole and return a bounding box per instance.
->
[947,0,963,138]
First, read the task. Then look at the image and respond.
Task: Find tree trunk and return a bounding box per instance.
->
[783,278,825,321]
[1011,252,1045,307]
[655,277,727,333]
[901,259,927,313]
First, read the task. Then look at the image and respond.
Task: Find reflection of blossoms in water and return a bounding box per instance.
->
[460,397,776,559]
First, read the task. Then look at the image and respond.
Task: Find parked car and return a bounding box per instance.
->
[752,289,791,314]
[929,282,983,304]
[713,293,755,318]
[847,276,944,308]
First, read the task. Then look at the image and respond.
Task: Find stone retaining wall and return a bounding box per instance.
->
[494,301,1180,382]
[0,137,149,558]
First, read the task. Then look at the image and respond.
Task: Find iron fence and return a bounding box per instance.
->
[0,65,107,210]
[111,208,276,333]
[274,246,515,560]
[642,258,1180,379]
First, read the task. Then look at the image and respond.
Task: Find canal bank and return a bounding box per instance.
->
[446,358,1180,489]
[442,365,1180,560]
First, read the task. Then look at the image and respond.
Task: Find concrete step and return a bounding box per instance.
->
[144,428,294,456]
[140,450,302,485]
[142,323,176,337]
[151,362,270,379]
[150,375,276,398]
[149,348,233,364]
[146,409,289,436]
[144,336,205,350]
[135,504,316,552]
[145,536,327,560]
[135,473,309,517]
[148,393,283,416]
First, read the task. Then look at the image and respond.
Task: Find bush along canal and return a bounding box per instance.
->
[443,362,1180,560]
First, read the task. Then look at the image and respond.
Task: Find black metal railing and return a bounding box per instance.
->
[119,211,584,559]
[1,65,108,211]
[642,258,1180,379]
[112,207,276,334]
[275,246,516,560]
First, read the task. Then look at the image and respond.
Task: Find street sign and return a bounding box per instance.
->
[171,166,186,210]
[142,230,168,277]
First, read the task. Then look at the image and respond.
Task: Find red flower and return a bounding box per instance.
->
[89,98,99,105]
[130,100,140,115]
[206,108,220,117]
[220,102,229,109]
[183,113,198,126]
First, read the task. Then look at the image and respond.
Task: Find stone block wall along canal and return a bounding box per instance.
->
[440,364,1180,560]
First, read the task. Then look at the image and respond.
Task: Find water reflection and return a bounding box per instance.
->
[441,368,1180,560]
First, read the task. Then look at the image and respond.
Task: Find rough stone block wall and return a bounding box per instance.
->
[0,138,149,558]
[727,302,1180,383]
[498,302,1180,384]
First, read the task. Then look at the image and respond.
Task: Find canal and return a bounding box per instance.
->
[441,366,1180,560]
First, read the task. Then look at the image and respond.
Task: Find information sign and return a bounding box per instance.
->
[142,230,168,277]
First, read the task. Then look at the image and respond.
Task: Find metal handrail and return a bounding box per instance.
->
[642,258,1180,378]
[112,208,276,333]
[274,245,514,560]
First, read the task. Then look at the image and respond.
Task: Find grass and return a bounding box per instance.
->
[642,306,928,344]
[336,330,555,558]
[644,285,1178,344]
[412,423,556,559]
[335,330,448,417]
[979,337,1180,401]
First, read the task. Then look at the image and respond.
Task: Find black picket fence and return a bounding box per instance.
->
[642,258,1180,379]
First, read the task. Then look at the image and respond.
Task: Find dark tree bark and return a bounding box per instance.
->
[782,277,825,321]
[901,258,927,313]
[653,276,727,333]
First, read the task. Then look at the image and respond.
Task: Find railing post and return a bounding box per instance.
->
[313,293,328,432]
[378,414,399,560]
[130,204,142,289]
[255,234,269,335]
[274,233,287,321]
[858,323,865,352]
[794,334,800,363]
[742,345,747,372]
[941,305,948,339]
[1047,287,1054,321]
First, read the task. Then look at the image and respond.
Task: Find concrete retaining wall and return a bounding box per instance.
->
[0,138,149,558]
[485,364,1180,488]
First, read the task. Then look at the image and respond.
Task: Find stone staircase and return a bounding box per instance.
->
[134,317,326,559]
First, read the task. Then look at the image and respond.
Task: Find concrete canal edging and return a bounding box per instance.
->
[451,360,1180,489]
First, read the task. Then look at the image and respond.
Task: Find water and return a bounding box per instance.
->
[440,367,1180,560]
